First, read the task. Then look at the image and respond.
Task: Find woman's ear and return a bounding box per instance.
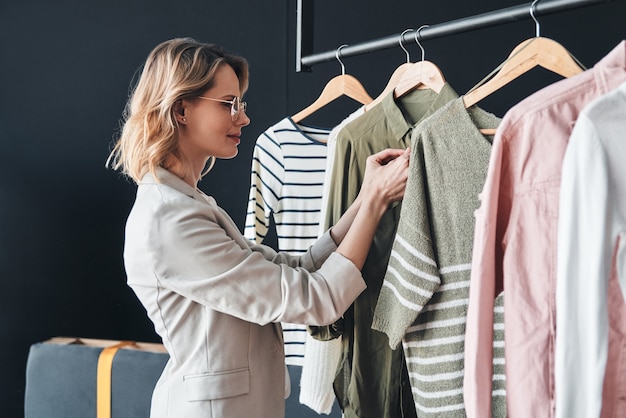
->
[173,100,187,124]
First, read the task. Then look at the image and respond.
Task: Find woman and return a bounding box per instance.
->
[107,37,410,418]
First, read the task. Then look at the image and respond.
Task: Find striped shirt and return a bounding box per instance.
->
[244,117,330,365]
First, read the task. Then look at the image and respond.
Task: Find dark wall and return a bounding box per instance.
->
[1,2,289,416]
[1,0,624,416]
[288,0,626,123]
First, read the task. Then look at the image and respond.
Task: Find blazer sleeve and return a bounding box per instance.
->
[143,195,366,327]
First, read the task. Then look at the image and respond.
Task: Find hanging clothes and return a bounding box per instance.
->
[299,106,366,415]
[244,117,330,366]
[318,106,367,241]
[311,84,458,418]
[371,97,502,417]
[555,80,626,418]
[463,40,626,418]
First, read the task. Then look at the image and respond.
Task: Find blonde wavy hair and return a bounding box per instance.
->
[106,37,249,184]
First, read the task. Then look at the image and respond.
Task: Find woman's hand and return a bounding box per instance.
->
[358,147,411,213]
[332,147,410,269]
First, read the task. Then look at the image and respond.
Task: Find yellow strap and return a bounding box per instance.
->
[96,341,137,418]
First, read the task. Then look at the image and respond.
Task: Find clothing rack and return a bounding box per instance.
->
[296,0,615,72]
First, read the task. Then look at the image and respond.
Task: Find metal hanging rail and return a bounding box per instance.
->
[296,0,614,72]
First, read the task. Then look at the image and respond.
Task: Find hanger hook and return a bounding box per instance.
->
[335,44,348,75]
[530,0,541,37]
[414,25,430,62]
[399,29,413,63]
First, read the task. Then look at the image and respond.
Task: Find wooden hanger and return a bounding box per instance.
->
[291,74,373,123]
[394,25,446,99]
[394,61,446,97]
[463,1,585,109]
[365,63,411,111]
[291,45,373,123]
[462,36,586,109]
[366,29,414,111]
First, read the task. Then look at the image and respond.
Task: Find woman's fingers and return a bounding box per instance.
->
[359,147,411,206]
[370,147,409,165]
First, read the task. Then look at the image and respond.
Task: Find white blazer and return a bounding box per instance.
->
[123,167,365,418]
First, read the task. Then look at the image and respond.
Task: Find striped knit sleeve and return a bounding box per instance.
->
[491,291,506,417]
[244,129,284,244]
[372,138,440,349]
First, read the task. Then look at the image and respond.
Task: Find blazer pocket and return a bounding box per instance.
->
[183,368,250,401]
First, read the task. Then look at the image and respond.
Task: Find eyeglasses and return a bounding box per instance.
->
[197,96,247,121]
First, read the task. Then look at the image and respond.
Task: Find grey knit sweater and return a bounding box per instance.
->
[372,97,504,417]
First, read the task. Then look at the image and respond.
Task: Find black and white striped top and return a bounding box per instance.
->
[244,117,330,366]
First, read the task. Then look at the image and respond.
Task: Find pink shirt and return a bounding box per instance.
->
[463,41,626,418]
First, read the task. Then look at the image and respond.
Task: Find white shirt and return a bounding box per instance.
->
[556,81,626,418]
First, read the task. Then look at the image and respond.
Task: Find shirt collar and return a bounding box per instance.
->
[380,82,459,140]
[141,167,207,201]
[593,40,626,93]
